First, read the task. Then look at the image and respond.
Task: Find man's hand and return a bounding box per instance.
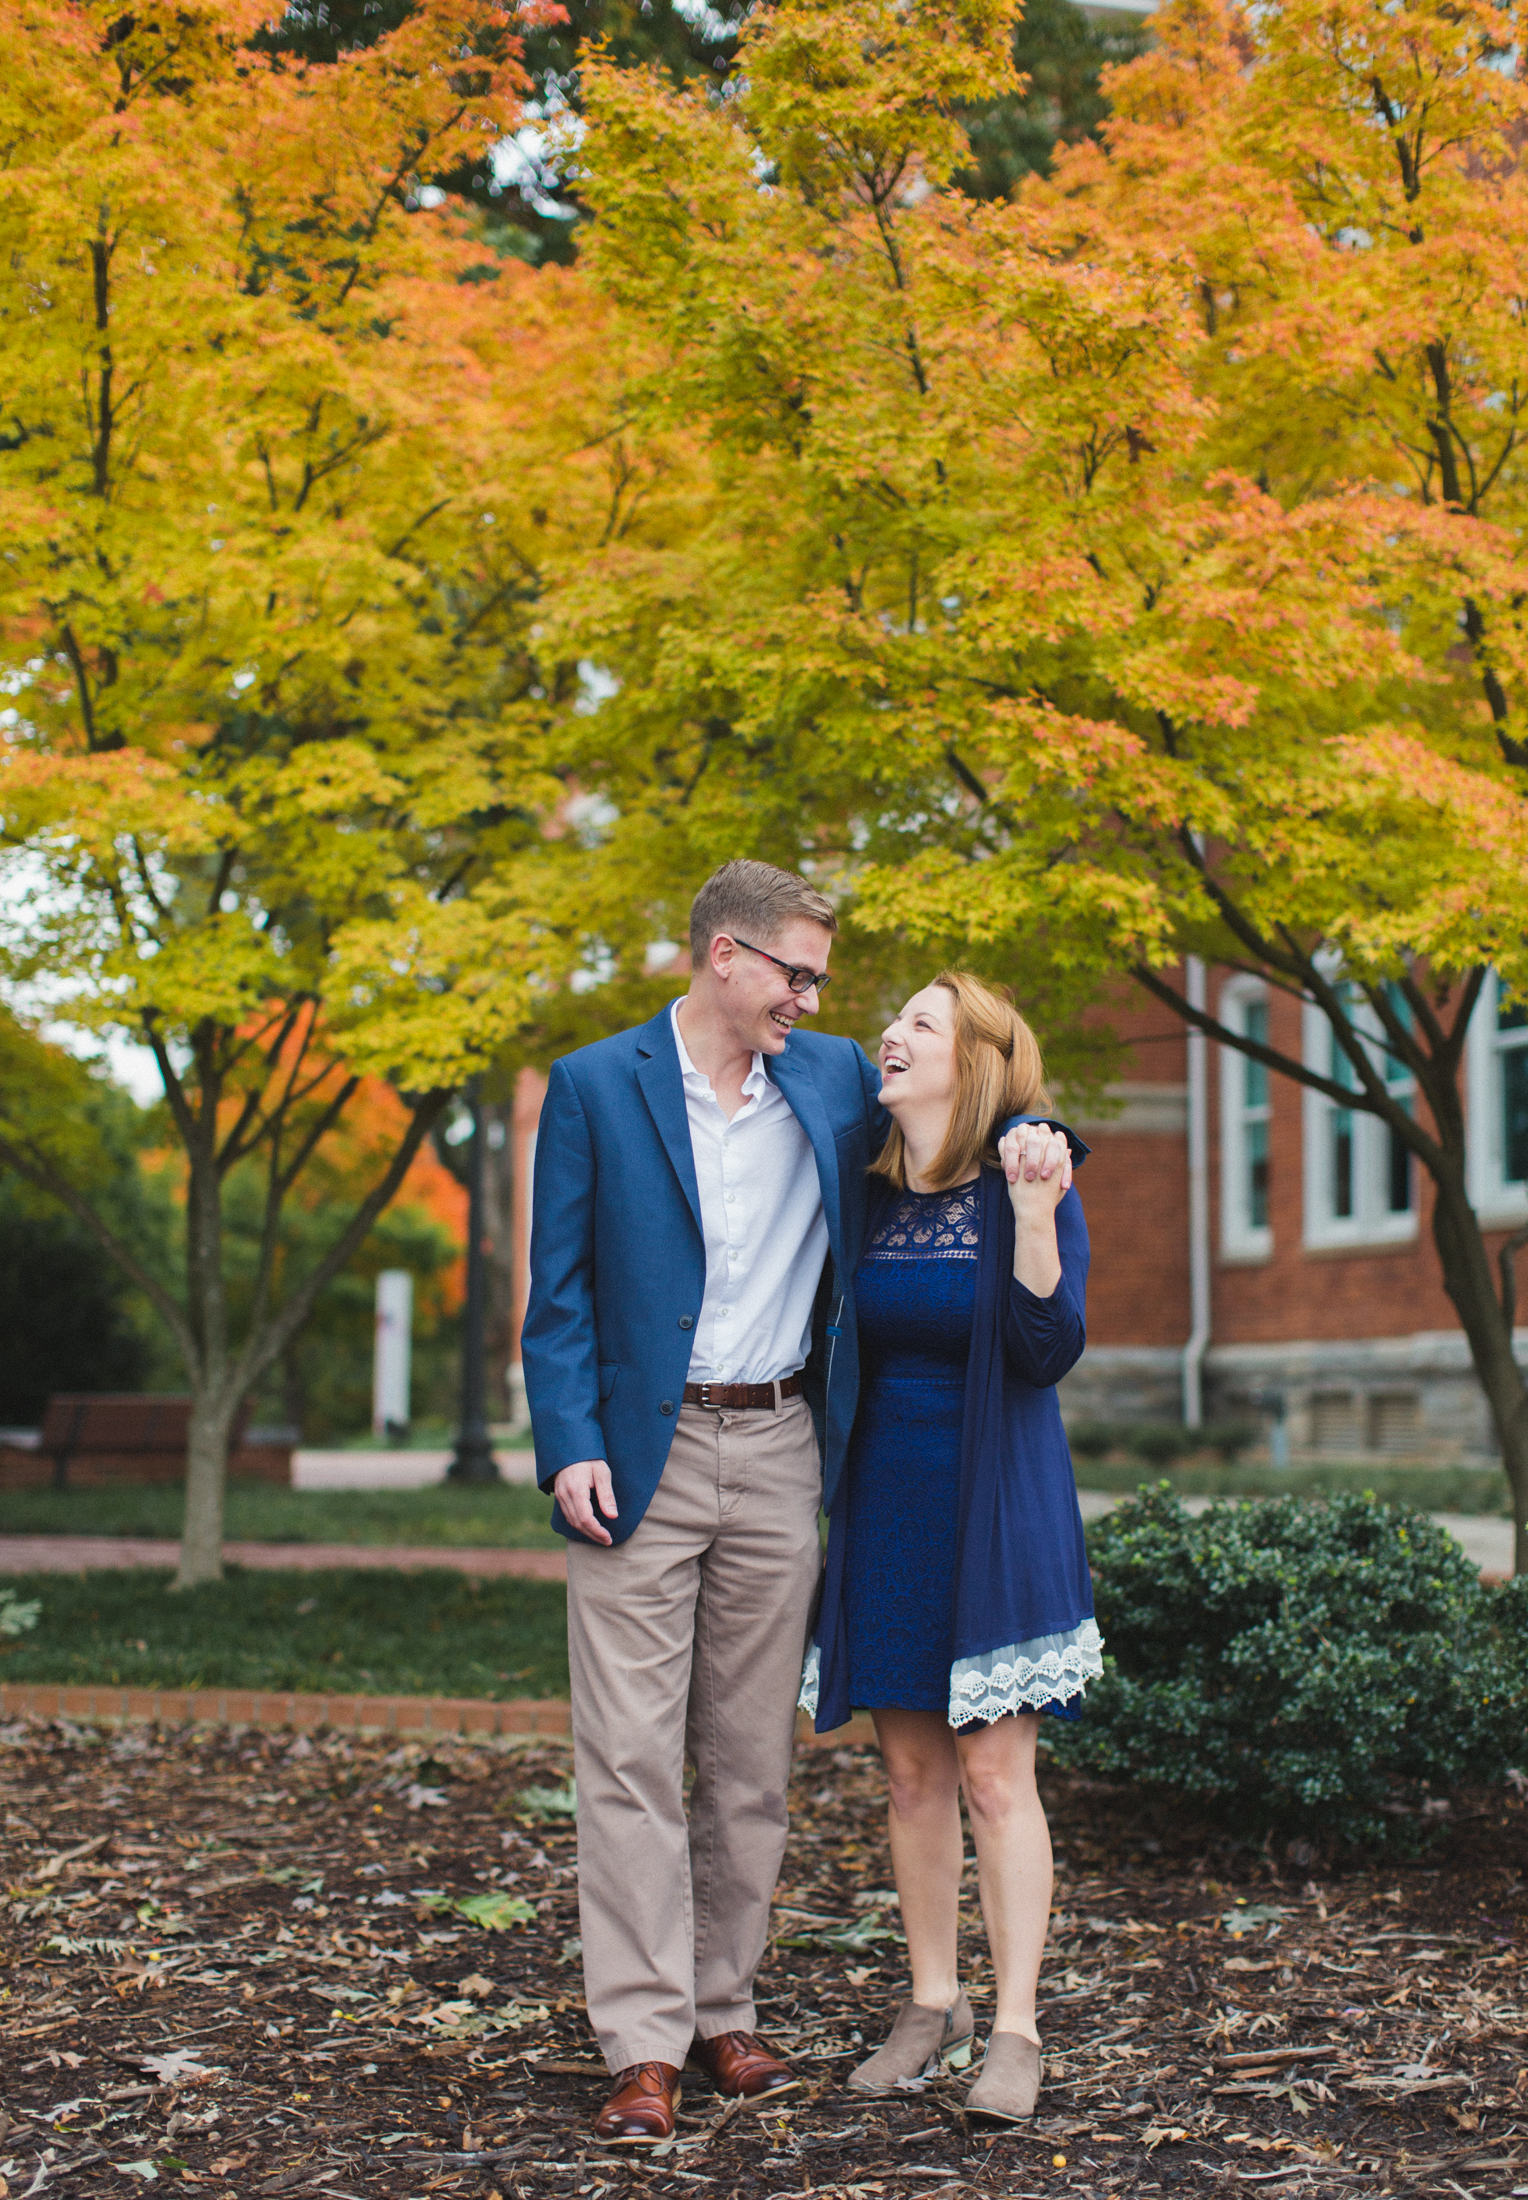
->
[998,1124,1072,1216]
[553,1458,618,1547]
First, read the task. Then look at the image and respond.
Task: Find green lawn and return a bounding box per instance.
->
[325,1421,535,1453]
[1,1458,1509,1550]
[1072,1459,1512,1514]
[0,1479,563,1547]
[0,1566,569,1699]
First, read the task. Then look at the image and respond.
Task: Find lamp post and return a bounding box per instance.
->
[448,1078,500,1484]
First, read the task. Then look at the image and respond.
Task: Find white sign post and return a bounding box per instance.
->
[373,1270,413,1438]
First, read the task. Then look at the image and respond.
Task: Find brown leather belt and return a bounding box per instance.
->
[683,1374,805,1411]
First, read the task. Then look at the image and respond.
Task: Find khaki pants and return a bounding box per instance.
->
[567,1396,822,2072]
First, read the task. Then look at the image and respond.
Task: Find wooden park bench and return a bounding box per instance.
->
[0,1395,295,1490]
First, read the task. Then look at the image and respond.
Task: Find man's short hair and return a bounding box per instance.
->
[688,859,838,963]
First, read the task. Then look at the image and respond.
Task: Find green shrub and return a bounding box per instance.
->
[1066,1421,1117,1461]
[1054,1485,1528,1848]
[1201,1417,1258,1463]
[1129,1423,1194,1465]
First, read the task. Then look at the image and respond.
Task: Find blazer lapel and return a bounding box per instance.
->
[769,1044,846,1277]
[635,1004,704,1239]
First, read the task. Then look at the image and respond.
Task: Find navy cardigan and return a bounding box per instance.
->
[811,1119,1099,1733]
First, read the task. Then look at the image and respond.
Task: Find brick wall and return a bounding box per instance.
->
[1205,976,1490,1346]
[1070,990,1192,1349]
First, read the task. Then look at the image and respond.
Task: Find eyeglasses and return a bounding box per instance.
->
[732,936,833,995]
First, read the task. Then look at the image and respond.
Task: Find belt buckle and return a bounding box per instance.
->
[699,1382,713,1409]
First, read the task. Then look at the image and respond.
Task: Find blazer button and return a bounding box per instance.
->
[678,1315,694,1331]
[660,1399,675,1415]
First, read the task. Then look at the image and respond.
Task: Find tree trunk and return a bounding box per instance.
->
[177,1113,230,1588]
[177,1387,238,1589]
[1428,1163,1528,1574]
[282,1343,306,1439]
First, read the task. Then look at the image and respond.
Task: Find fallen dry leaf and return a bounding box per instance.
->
[0,1720,1520,2200]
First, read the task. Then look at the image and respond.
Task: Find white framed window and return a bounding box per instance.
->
[1466,970,1528,1226]
[1302,985,1417,1248]
[1220,978,1273,1260]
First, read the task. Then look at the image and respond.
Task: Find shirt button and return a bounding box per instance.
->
[725,1193,736,1204]
[660,1399,674,1415]
[718,1307,730,1319]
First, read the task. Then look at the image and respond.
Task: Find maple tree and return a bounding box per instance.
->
[0,0,670,1583]
[564,0,1528,1563]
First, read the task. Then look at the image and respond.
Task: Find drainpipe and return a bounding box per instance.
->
[1183,956,1211,1429]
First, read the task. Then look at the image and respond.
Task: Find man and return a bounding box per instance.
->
[522,859,886,2144]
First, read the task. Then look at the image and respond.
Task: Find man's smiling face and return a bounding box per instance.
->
[717,918,834,1055]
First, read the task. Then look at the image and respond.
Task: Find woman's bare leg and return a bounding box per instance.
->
[954,1713,1051,2041]
[870,1707,964,2008]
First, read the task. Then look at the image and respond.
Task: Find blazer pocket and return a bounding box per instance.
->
[598,1361,620,1402]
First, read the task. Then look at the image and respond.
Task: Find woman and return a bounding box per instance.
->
[801,972,1101,2124]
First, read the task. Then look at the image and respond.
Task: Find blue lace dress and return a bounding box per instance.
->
[841,1180,980,1712]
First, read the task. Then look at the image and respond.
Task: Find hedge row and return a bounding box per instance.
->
[1068,1419,1257,1463]
[1054,1488,1528,1849]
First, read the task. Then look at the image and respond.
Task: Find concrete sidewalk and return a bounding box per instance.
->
[292,1447,539,1489]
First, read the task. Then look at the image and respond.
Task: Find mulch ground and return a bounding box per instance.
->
[1,1718,1523,2199]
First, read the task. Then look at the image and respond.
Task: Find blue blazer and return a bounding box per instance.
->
[521,1002,888,1545]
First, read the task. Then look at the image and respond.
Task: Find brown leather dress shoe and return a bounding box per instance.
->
[690,2029,799,2099]
[594,2061,682,2144]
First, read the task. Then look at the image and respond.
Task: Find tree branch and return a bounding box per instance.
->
[58,624,102,752]
[231,1088,452,1397]
[140,1012,196,1146]
[216,1002,311,1174]
[273,1073,361,1204]
[1129,962,1448,1175]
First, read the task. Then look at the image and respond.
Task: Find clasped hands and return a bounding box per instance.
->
[998,1123,1072,1212]
[999,1123,1070,1297]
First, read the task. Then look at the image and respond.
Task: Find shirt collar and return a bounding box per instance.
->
[671,997,768,1101]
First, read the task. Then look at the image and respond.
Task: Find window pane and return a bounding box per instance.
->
[1380,983,1412,1080]
[1387,1122,1412,1213]
[1506,1046,1528,1184]
[1245,1001,1268,1108]
[1500,993,1528,1035]
[1333,1109,1353,1219]
[1248,1118,1269,1229]
[1329,1023,1358,1093]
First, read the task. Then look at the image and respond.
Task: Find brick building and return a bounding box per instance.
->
[504,970,1528,1464]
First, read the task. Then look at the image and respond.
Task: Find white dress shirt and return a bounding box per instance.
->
[670,999,828,1384]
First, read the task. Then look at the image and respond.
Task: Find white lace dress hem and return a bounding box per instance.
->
[798,1639,821,1717]
[948,1618,1103,1726]
[798,1618,1103,1727]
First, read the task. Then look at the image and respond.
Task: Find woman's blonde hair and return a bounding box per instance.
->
[870,971,1051,1194]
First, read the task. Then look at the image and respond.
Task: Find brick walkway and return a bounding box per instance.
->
[0,1680,572,1735]
[1,1505,1511,1579]
[0,1535,567,1578]
[0,1680,869,1748]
